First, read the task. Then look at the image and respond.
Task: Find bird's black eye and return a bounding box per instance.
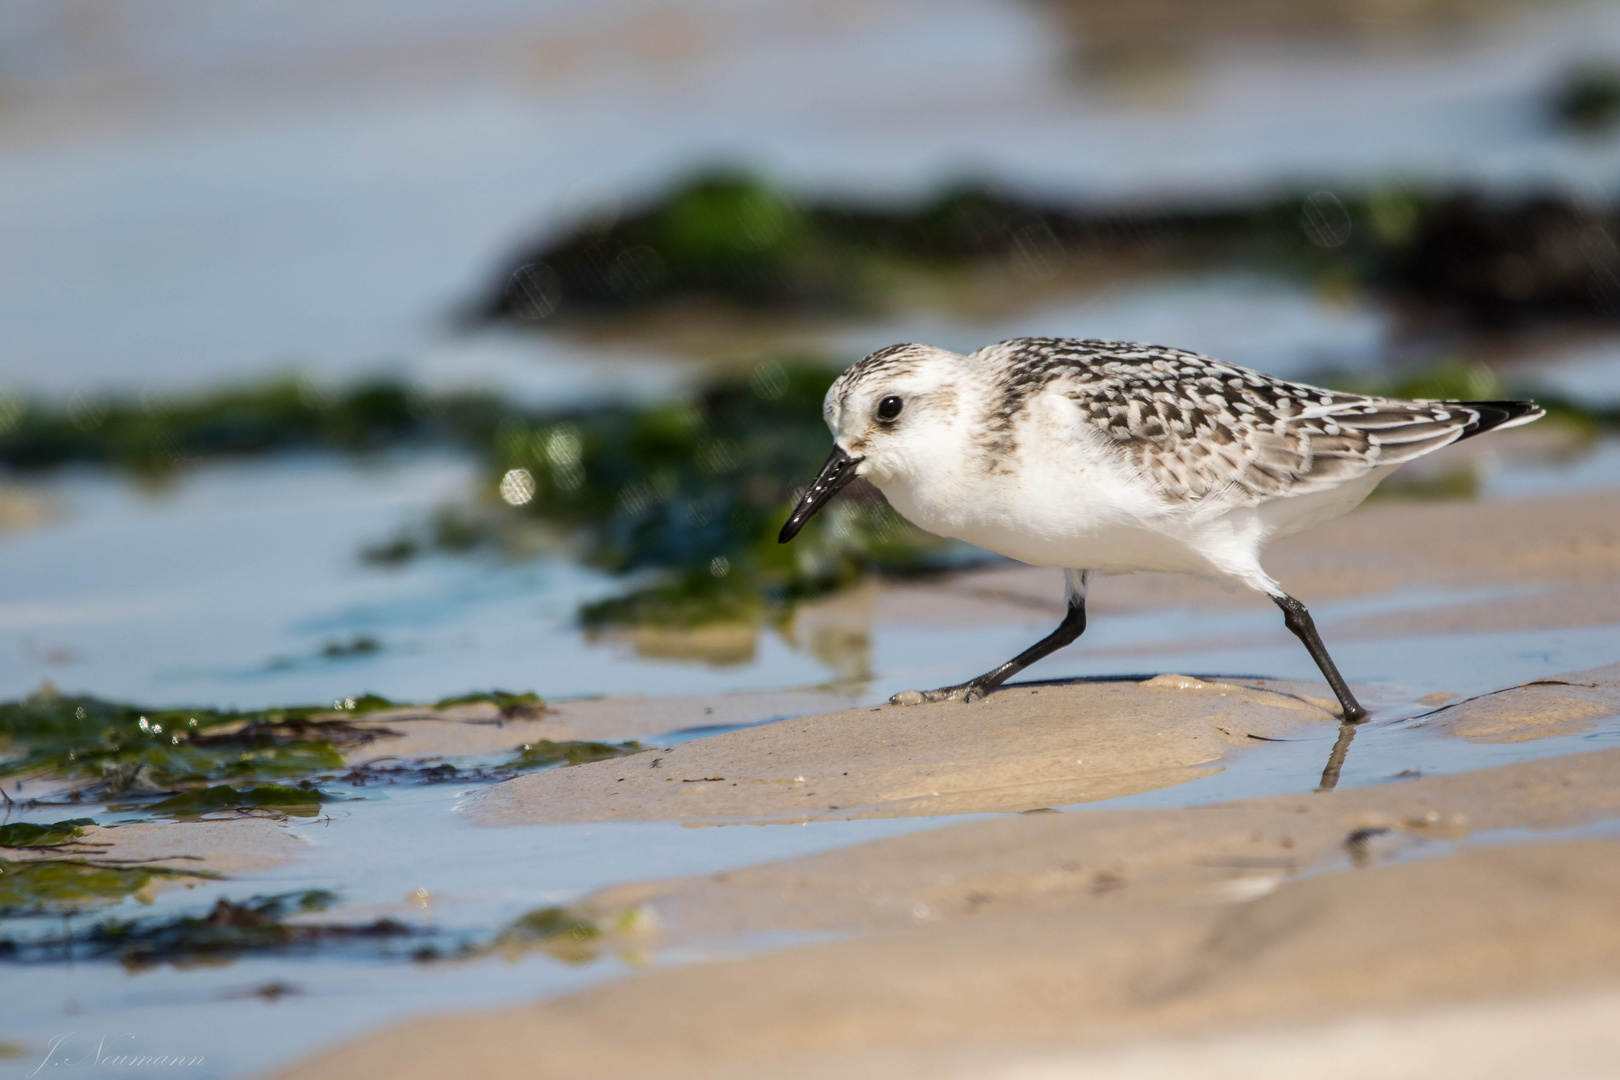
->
[876,396,903,421]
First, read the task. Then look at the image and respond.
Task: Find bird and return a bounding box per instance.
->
[777,337,1544,722]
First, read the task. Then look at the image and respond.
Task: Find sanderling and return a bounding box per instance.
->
[778,337,1544,722]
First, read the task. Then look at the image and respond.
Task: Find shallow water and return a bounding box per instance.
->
[2,548,1616,1077]
[0,454,841,708]
[6,2,1620,1068]
[0,792,940,1079]
[2,434,1616,709]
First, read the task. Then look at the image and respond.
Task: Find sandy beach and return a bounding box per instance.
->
[255,487,1620,1080]
[10,5,1620,1075]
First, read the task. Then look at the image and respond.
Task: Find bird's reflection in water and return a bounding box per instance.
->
[1317,721,1360,791]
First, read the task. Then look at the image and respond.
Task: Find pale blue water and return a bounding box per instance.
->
[2,577,1615,1078]
[6,0,1620,1073]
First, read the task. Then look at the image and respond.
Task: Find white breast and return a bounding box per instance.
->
[877,394,1198,572]
[871,392,1389,586]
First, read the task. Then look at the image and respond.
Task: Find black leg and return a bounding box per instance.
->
[892,571,1091,705]
[1273,594,1368,723]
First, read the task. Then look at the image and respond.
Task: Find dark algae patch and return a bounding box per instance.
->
[481,358,959,630]
[352,356,962,629]
[505,740,641,771]
[0,376,496,475]
[0,819,95,848]
[0,683,639,971]
[2,889,417,970]
[2,892,635,972]
[3,178,1617,633]
[0,362,960,629]
[98,889,343,970]
[475,171,1620,332]
[0,338,1610,633]
[0,364,1606,635]
[334,737,640,787]
[1,890,640,972]
[1,685,641,812]
[471,901,657,966]
[434,690,549,718]
[139,783,335,820]
[92,890,410,971]
[0,858,202,916]
[491,905,603,964]
[0,686,398,782]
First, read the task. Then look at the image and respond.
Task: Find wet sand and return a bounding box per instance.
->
[1,817,303,878]
[275,780,1620,1080]
[219,487,1620,1077]
[473,674,1336,825]
[267,665,1620,1080]
[573,715,1620,941]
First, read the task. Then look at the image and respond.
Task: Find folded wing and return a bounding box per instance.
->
[1044,344,1542,508]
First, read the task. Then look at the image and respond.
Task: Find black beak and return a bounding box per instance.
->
[778,445,863,543]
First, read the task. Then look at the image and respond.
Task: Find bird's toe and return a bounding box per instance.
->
[890,684,986,705]
[887,683,984,709]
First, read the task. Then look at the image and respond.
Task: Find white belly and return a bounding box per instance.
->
[875,439,1395,587]
[879,455,1220,575]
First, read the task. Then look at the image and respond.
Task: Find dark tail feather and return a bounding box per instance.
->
[1452,399,1544,441]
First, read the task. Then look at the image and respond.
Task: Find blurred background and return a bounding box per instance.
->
[4,0,1620,709]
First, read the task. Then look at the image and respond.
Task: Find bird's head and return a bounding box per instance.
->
[778,343,963,542]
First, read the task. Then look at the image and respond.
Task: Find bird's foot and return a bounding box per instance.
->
[889,680,990,706]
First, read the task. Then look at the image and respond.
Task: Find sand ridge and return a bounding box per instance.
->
[472,675,1338,825]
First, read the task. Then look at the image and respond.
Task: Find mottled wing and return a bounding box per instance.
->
[987,338,1538,508]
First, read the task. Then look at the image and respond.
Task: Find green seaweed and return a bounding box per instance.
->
[0,326,1610,650]
[0,685,636,796]
[504,740,642,771]
[342,356,963,629]
[500,905,600,942]
[0,888,422,970]
[140,783,334,819]
[491,905,603,964]
[0,819,95,848]
[0,321,1610,634]
[476,172,1620,332]
[83,889,416,970]
[0,376,501,475]
[0,858,200,916]
[0,688,389,784]
[434,690,547,716]
[482,902,656,965]
[495,358,962,627]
